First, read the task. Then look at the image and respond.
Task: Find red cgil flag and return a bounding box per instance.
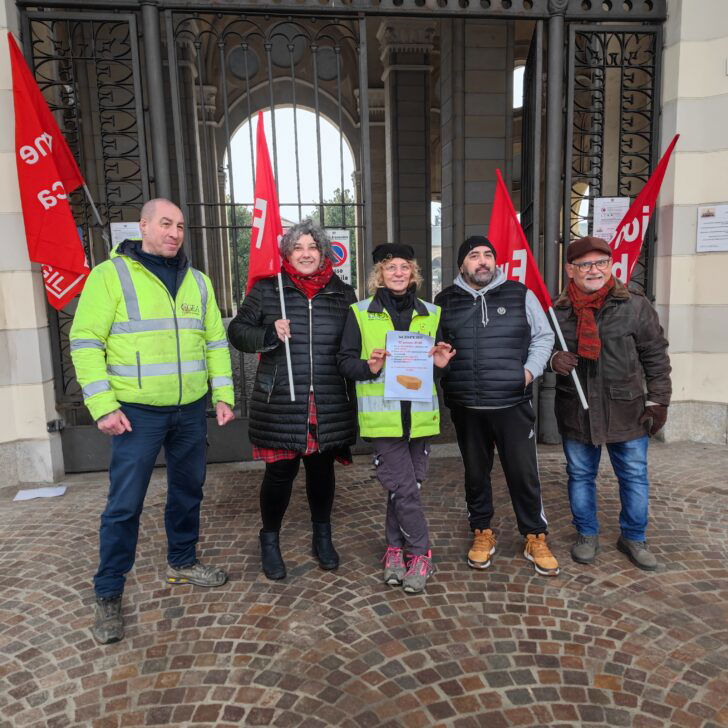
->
[488,168,552,311]
[609,134,679,283]
[246,111,283,293]
[9,33,88,309]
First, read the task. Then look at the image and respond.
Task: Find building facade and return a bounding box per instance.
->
[1,0,726,482]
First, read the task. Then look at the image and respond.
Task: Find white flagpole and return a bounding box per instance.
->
[82,183,111,251]
[277,272,296,402]
[548,306,588,411]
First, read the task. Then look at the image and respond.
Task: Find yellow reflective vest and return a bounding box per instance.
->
[70,246,234,421]
[351,297,441,439]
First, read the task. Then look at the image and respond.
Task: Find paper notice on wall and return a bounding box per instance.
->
[696,204,728,253]
[592,197,630,241]
[110,222,142,249]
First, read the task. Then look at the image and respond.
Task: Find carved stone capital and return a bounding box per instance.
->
[548,0,569,14]
[376,20,436,64]
[196,84,217,121]
[355,88,385,123]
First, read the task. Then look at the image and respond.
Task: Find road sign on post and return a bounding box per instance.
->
[327,229,351,285]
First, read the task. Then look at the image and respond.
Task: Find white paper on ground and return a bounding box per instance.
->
[13,485,67,501]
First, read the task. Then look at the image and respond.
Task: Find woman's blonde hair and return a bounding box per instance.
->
[367,258,424,296]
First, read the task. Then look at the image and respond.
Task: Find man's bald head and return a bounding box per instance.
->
[139,198,185,258]
[140,198,183,223]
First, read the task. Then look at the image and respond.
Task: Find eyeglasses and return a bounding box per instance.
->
[383,264,412,274]
[571,258,611,272]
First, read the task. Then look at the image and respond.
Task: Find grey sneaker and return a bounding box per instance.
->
[616,536,658,571]
[571,533,600,564]
[402,550,433,594]
[92,596,124,644]
[166,560,228,587]
[382,546,407,586]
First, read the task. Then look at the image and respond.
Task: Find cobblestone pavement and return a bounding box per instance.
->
[1,441,727,728]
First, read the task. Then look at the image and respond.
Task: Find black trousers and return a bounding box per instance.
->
[450,401,547,535]
[260,452,336,532]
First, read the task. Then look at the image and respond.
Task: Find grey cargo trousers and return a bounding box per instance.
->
[372,436,431,555]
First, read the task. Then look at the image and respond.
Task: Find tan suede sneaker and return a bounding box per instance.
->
[467,528,497,569]
[523,533,560,576]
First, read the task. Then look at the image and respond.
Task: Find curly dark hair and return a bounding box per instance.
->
[279,219,334,262]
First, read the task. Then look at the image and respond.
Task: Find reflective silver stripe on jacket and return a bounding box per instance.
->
[210,376,233,389]
[357,395,437,413]
[355,298,373,311]
[191,268,208,320]
[206,339,228,350]
[82,380,112,398]
[70,338,105,351]
[111,257,206,333]
[110,318,204,335]
[107,359,207,377]
[112,257,141,320]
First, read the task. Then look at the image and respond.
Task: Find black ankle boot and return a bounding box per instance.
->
[259,529,286,580]
[311,522,339,570]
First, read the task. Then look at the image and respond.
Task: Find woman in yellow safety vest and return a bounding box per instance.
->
[337,243,455,594]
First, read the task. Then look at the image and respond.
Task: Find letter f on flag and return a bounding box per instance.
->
[247,111,283,293]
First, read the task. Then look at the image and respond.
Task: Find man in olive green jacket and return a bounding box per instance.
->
[70,198,234,644]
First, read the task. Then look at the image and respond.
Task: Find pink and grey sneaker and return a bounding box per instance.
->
[402,550,433,594]
[381,546,407,586]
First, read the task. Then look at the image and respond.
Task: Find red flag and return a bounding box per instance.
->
[10,34,87,278]
[488,169,552,311]
[608,134,679,283]
[42,264,87,310]
[247,111,283,293]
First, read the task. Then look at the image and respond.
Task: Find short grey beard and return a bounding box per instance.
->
[463,267,495,288]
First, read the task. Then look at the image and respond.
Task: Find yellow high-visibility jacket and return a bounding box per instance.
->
[351,297,441,439]
[70,244,234,421]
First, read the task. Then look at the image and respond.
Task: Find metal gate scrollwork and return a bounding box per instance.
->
[565,24,661,296]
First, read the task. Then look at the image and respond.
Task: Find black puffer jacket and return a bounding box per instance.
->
[227,272,357,451]
[435,279,531,407]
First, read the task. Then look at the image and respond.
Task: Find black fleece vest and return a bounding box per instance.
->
[436,280,531,407]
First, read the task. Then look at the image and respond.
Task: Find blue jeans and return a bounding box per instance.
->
[94,398,208,597]
[562,435,649,541]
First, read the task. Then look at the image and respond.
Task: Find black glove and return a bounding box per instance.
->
[551,351,579,375]
[639,404,668,436]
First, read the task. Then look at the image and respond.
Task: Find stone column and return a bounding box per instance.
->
[377,20,435,298]
[0,11,65,483]
[657,0,728,444]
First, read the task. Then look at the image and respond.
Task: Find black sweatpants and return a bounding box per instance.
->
[450,401,547,535]
[260,452,336,532]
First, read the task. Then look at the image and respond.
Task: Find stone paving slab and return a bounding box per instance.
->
[0,442,727,727]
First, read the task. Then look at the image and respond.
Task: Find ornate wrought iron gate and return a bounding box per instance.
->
[17,1,667,469]
[564,23,662,296]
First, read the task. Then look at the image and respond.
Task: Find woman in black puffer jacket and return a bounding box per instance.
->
[227,220,356,580]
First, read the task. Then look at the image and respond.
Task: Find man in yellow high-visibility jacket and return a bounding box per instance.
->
[70,198,235,645]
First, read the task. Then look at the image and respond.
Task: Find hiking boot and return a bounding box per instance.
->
[616,535,658,571]
[381,546,407,585]
[166,560,228,587]
[571,533,600,564]
[523,533,560,576]
[311,522,339,570]
[92,595,124,645]
[467,528,497,569]
[402,550,434,594]
[259,530,286,580]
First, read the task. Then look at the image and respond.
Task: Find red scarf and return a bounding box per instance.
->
[281,257,334,299]
[567,277,615,360]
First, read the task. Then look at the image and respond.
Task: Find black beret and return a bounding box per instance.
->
[372,243,416,264]
[457,236,497,267]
